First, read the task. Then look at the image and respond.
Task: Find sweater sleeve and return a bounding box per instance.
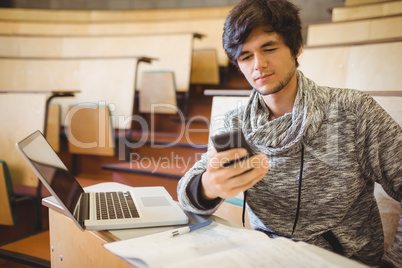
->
[354,93,402,267]
[185,172,222,210]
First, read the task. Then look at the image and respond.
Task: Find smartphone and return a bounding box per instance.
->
[210,130,254,166]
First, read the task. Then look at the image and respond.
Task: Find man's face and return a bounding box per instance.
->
[236,26,301,96]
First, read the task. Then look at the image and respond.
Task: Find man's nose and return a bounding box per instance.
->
[254,53,267,70]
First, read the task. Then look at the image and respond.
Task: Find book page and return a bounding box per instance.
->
[103,222,366,268]
[165,238,345,268]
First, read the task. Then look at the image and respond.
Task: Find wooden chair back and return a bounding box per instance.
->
[66,104,115,156]
[138,71,178,115]
[190,49,220,85]
[46,103,61,153]
[0,160,17,226]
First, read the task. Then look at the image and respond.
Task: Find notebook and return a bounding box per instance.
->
[16,130,189,231]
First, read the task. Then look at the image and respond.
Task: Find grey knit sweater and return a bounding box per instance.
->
[177,70,402,267]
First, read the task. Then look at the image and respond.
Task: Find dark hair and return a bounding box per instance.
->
[223,0,303,67]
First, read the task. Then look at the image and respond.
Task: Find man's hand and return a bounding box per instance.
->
[201,148,269,200]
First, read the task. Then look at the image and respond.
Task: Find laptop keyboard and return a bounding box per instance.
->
[96,191,140,220]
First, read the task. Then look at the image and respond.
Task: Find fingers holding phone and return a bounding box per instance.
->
[201,131,269,200]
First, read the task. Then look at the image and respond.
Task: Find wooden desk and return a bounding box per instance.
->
[42,183,368,268]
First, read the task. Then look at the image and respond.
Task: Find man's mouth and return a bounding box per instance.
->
[254,73,273,81]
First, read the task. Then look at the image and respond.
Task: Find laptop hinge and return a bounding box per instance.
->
[78,193,90,225]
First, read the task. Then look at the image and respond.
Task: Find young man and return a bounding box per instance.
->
[178,0,401,266]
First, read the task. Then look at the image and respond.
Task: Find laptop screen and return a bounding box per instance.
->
[17,131,84,217]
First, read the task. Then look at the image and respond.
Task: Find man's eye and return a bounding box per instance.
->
[240,55,251,61]
[265,48,277,52]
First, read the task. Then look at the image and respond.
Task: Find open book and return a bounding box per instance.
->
[103,222,367,268]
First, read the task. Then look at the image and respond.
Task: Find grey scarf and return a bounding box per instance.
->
[242,70,327,155]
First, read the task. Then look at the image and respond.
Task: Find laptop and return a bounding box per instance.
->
[16,130,189,231]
